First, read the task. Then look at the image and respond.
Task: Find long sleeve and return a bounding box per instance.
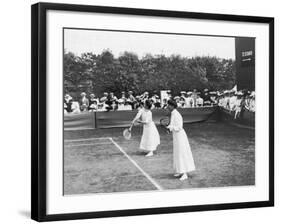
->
[168,110,183,132]
[132,109,142,123]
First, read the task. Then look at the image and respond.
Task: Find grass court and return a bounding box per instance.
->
[64,122,255,195]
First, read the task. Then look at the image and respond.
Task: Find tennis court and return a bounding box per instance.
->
[64,122,255,195]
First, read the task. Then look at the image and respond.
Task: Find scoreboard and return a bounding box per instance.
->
[235,37,255,91]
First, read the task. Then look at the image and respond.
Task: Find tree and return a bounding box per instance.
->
[63,49,236,98]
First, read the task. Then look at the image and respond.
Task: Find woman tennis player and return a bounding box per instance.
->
[166,99,196,181]
[130,100,160,157]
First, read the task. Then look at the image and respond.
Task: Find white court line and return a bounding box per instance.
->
[65,137,110,142]
[65,142,112,147]
[109,138,163,191]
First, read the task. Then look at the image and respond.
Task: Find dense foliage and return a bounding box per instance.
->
[64,50,236,99]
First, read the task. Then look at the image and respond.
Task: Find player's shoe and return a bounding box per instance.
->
[179,173,188,181]
[145,151,153,157]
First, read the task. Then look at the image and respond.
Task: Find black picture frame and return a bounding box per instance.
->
[31,2,274,222]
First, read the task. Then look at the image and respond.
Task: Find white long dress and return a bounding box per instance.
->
[133,109,160,152]
[168,109,195,173]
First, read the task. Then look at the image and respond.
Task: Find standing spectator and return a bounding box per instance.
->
[229,91,237,111]
[234,92,243,119]
[191,89,198,107]
[224,91,231,109]
[79,92,89,112]
[127,91,136,110]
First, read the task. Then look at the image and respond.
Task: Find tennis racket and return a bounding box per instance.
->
[159,116,170,133]
[123,123,134,140]
[160,116,170,126]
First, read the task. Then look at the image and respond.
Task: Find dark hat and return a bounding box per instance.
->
[167,99,178,108]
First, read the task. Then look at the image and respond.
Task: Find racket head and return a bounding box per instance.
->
[123,128,132,140]
[160,117,170,126]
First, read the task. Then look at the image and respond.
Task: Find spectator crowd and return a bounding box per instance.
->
[64,88,255,116]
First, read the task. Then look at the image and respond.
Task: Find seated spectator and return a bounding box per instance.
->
[174,96,182,108]
[140,91,149,102]
[64,94,73,113]
[246,92,255,112]
[99,92,109,111]
[120,91,127,102]
[118,91,127,107]
[151,94,161,109]
[180,91,186,99]
[167,90,172,100]
[202,89,211,106]
[117,98,130,111]
[209,92,218,105]
[64,103,68,114]
[88,93,99,112]
[179,97,185,108]
[71,101,81,114]
[196,92,204,107]
[179,91,186,107]
[218,92,226,107]
[162,98,168,109]
[100,92,108,103]
[105,92,118,111]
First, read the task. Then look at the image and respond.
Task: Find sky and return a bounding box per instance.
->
[64,29,235,59]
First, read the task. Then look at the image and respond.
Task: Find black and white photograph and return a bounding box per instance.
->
[63,28,256,195]
[30,2,274,222]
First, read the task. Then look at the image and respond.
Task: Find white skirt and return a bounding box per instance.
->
[140,122,160,152]
[173,129,195,173]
